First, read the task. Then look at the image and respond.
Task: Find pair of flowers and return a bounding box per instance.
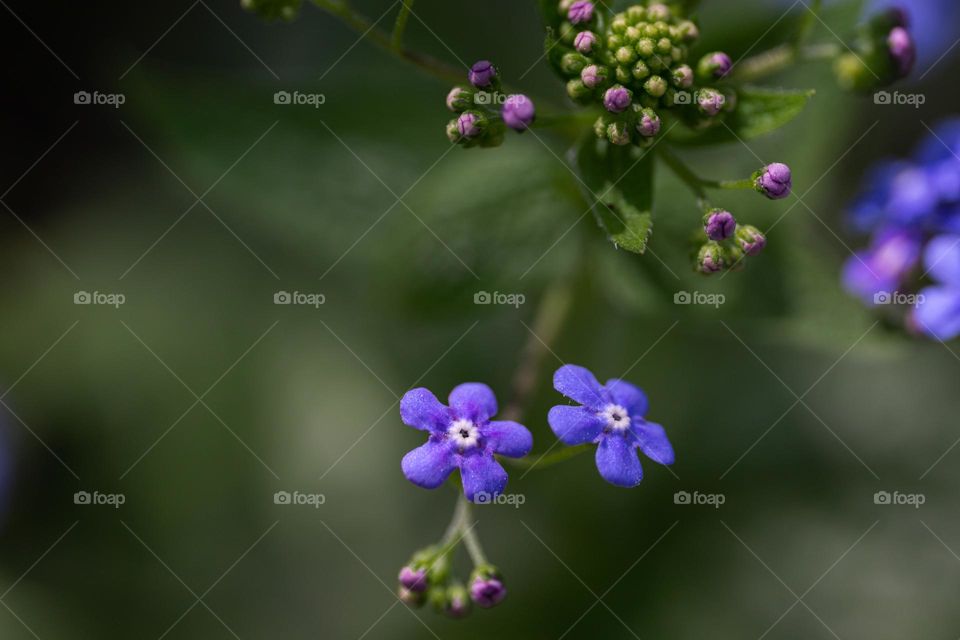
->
[399,365,675,501]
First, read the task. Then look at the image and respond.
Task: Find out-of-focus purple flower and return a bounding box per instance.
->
[445,584,471,618]
[697,52,732,79]
[399,566,428,592]
[704,209,737,241]
[574,30,598,54]
[502,94,535,131]
[547,365,673,487]
[470,575,506,607]
[913,235,960,340]
[697,88,724,116]
[842,229,922,303]
[468,60,497,88]
[603,85,632,113]
[400,384,532,502]
[887,26,916,77]
[755,163,793,200]
[568,0,595,24]
[866,0,960,69]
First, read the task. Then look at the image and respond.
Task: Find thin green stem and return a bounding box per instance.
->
[733,42,840,83]
[792,0,822,50]
[392,0,415,51]
[501,444,591,470]
[460,507,489,568]
[660,147,755,208]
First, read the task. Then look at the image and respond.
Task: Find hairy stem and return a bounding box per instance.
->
[392,0,415,51]
[460,506,489,567]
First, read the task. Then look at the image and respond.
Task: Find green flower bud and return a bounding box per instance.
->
[632,60,651,80]
[567,78,593,101]
[636,37,656,58]
[644,75,668,98]
[615,65,632,83]
[697,242,725,274]
[561,52,590,75]
[610,16,629,34]
[626,6,646,23]
[616,46,637,65]
[657,37,673,55]
[607,121,632,146]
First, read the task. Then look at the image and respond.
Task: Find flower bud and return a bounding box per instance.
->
[736,225,767,256]
[697,242,725,274]
[697,88,725,116]
[567,0,594,25]
[887,26,915,78]
[697,51,733,80]
[703,209,737,241]
[643,75,667,98]
[468,60,498,89]
[445,583,471,618]
[635,107,661,137]
[636,37,656,58]
[607,121,632,146]
[561,52,589,75]
[677,20,699,43]
[581,64,609,89]
[469,566,507,608]
[398,586,427,607]
[603,85,633,113]
[754,163,792,200]
[574,30,599,54]
[567,78,592,101]
[502,94,536,131]
[671,64,694,88]
[399,566,428,592]
[646,3,670,21]
[616,46,638,65]
[632,60,651,80]
[457,111,487,139]
[446,87,473,112]
[445,120,461,143]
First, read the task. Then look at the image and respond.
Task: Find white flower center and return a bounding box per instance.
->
[447,419,480,450]
[600,404,631,431]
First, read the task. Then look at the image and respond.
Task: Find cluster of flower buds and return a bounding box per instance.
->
[397,547,505,617]
[834,8,915,91]
[553,0,734,146]
[240,0,300,21]
[445,61,536,148]
[693,163,789,274]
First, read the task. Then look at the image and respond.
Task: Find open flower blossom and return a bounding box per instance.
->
[547,365,674,487]
[913,235,960,340]
[400,383,533,502]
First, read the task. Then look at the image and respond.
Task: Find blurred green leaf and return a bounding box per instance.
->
[576,136,655,254]
[670,87,816,146]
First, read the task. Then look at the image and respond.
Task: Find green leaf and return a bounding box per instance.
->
[575,136,656,254]
[670,87,815,146]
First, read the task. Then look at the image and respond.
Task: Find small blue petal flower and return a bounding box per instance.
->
[400,384,532,502]
[547,365,674,488]
[914,235,960,340]
[841,229,922,303]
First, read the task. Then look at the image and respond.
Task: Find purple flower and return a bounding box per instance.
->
[672,64,694,89]
[446,87,472,112]
[580,64,606,89]
[567,0,594,24]
[400,383,532,502]
[603,85,632,113]
[698,52,733,79]
[457,112,483,138]
[914,235,960,340]
[399,566,428,592]
[697,88,725,116]
[887,26,916,77]
[469,570,506,608]
[755,163,793,200]
[636,108,661,138]
[842,229,921,303]
[547,365,674,487]
[469,60,497,88]
[502,94,535,131]
[698,242,725,273]
[704,209,737,241]
[574,30,598,54]
[736,225,767,256]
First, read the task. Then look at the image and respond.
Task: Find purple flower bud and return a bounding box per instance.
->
[698,51,733,80]
[736,225,767,256]
[469,60,497,88]
[457,112,484,138]
[603,85,632,113]
[399,566,428,592]
[672,64,694,89]
[469,576,506,608]
[754,163,793,200]
[636,107,661,138]
[677,20,699,43]
[444,584,471,618]
[502,94,535,131]
[703,209,737,241]
[446,87,472,112]
[887,27,915,78]
[581,64,607,89]
[574,30,598,54]
[698,242,725,274]
[697,88,725,116]
[398,586,426,607]
[567,0,594,25]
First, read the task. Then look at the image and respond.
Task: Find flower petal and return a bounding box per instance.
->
[633,420,674,466]
[484,421,533,458]
[401,439,457,489]
[923,234,960,286]
[914,286,960,341]
[603,379,649,416]
[595,435,643,487]
[400,388,450,432]
[448,383,498,422]
[553,365,605,408]
[459,453,508,502]
[547,405,604,445]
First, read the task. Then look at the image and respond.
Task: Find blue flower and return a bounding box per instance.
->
[842,229,922,303]
[400,383,532,502]
[547,365,674,487]
[913,235,960,340]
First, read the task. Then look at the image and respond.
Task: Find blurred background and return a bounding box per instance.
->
[1,0,958,637]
